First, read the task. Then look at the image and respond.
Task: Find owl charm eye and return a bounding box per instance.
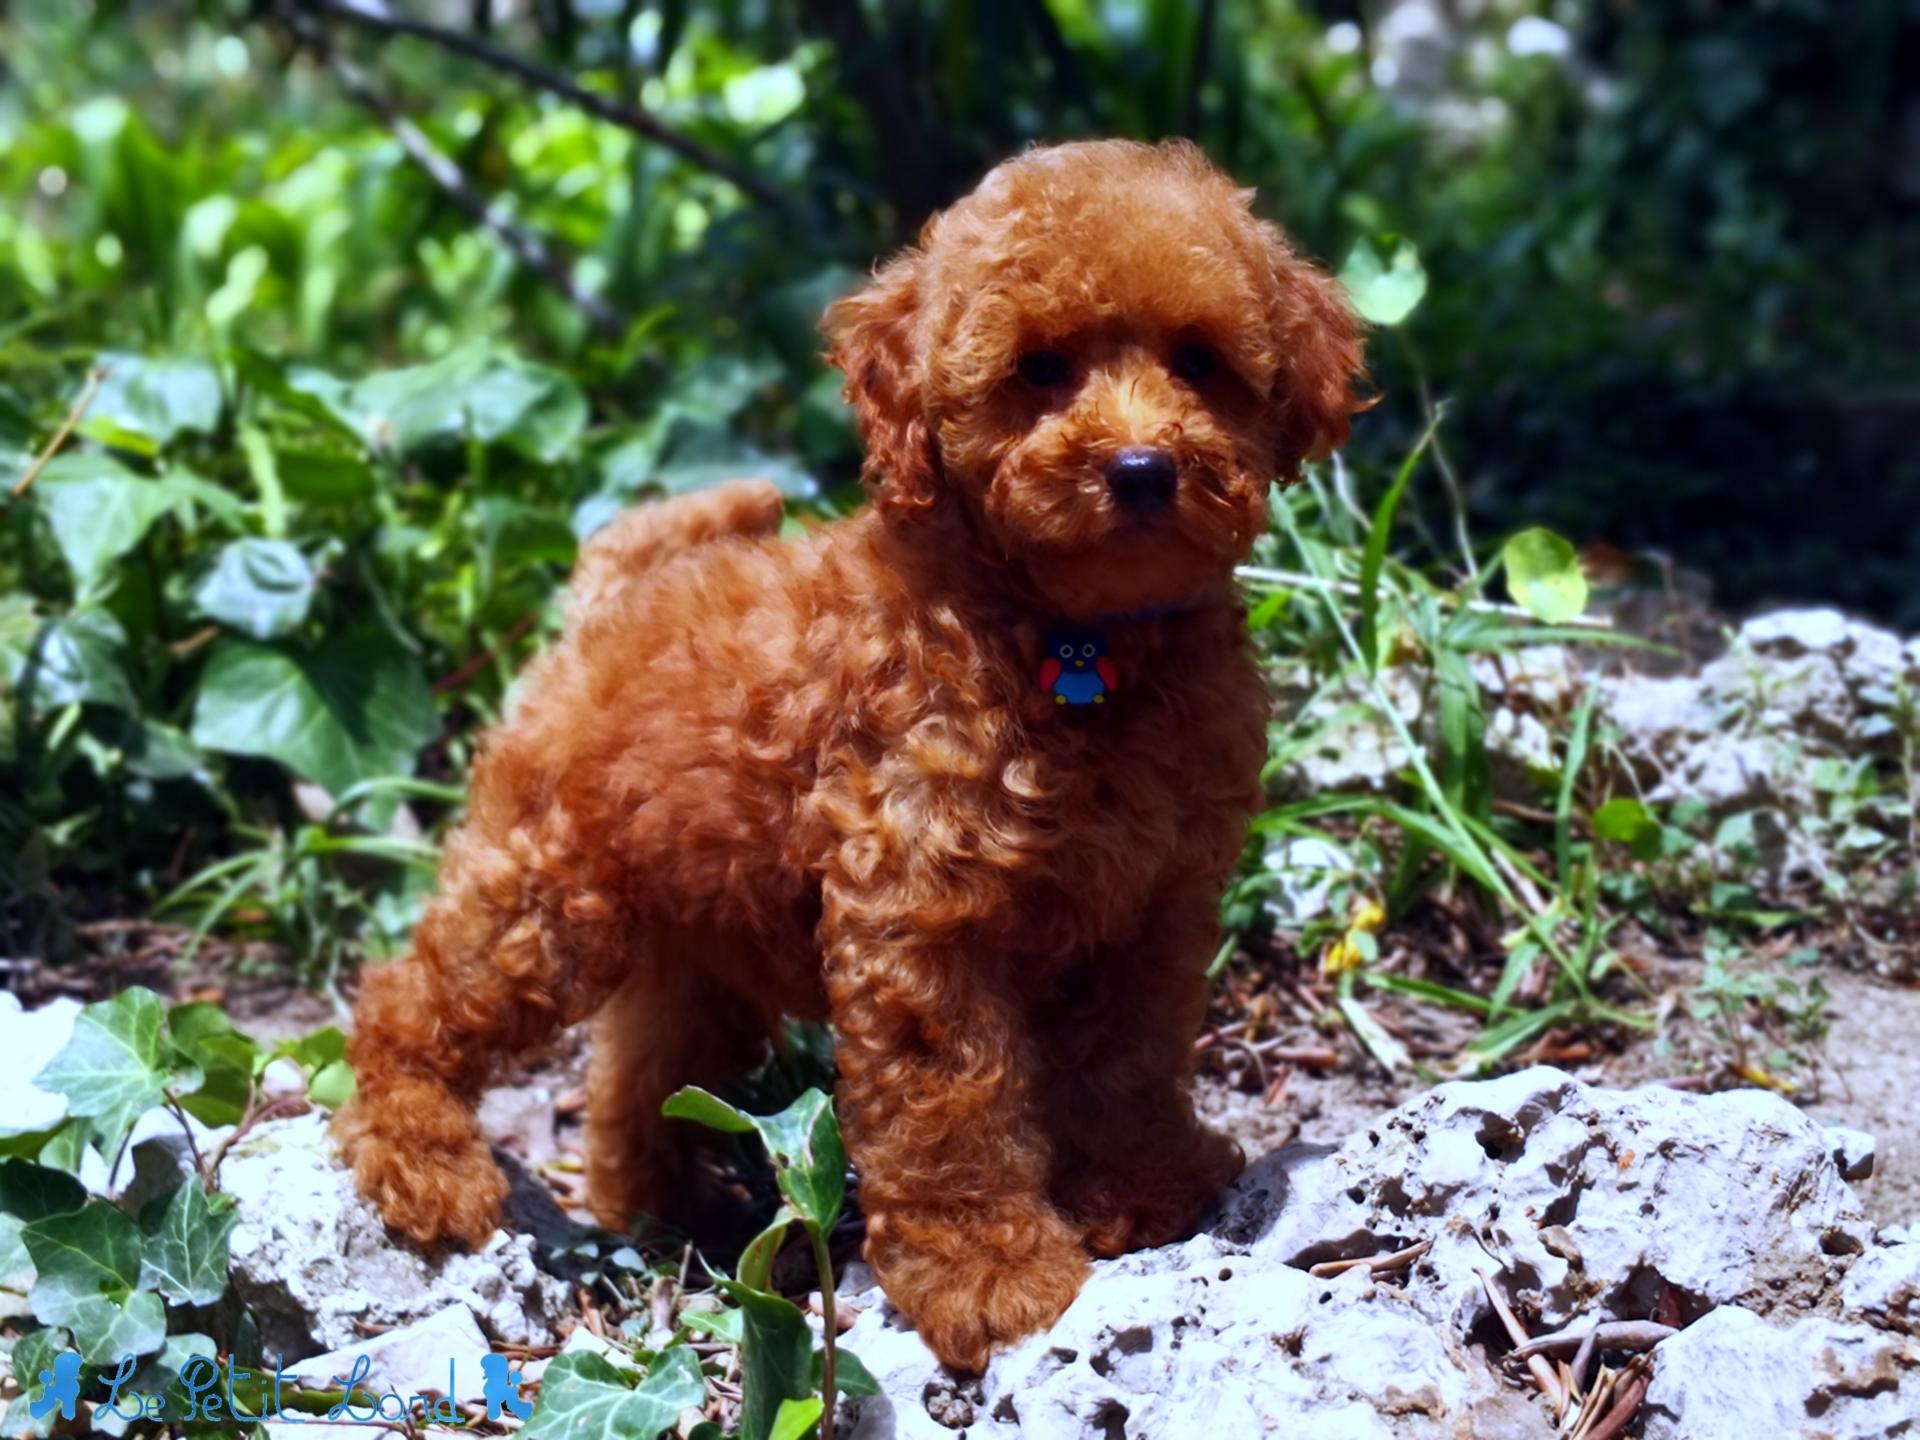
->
[1058,644,1074,658]
[1081,644,1096,657]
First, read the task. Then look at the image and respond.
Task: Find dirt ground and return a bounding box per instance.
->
[1800,967,1920,1226]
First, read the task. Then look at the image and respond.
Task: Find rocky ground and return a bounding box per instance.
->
[3,606,1916,1436]
[839,1069,1918,1439]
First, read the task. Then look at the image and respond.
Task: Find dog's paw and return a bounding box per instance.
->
[335,1090,507,1248]
[868,1199,1090,1373]
[1069,1128,1244,1257]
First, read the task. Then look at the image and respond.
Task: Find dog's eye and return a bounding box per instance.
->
[1171,343,1216,384]
[1017,350,1071,386]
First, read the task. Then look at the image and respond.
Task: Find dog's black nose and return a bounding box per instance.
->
[1105,447,1178,512]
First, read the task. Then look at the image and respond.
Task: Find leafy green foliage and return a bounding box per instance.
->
[136,1178,239,1307]
[1339,235,1428,328]
[663,1087,846,1233]
[0,989,352,1421]
[666,1088,853,1440]
[190,627,439,799]
[33,988,169,1161]
[1502,529,1590,625]
[523,1347,706,1440]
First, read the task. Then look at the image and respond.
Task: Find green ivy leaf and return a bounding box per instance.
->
[1591,797,1664,861]
[735,1207,797,1293]
[308,1060,355,1110]
[138,1181,238,1306]
[0,606,136,713]
[812,1345,879,1398]
[267,1025,346,1074]
[193,539,317,640]
[679,1307,744,1344]
[190,625,436,798]
[85,353,223,445]
[0,1160,89,1222]
[30,453,175,596]
[5,1325,72,1438]
[660,1088,756,1135]
[298,347,588,461]
[1502,528,1590,624]
[663,1088,845,1234]
[94,1332,216,1440]
[33,988,168,1159]
[1338,234,1428,326]
[720,1283,814,1440]
[768,1396,823,1440]
[70,1287,166,1366]
[521,1346,706,1440]
[22,1201,165,1362]
[0,1161,89,1304]
[166,1003,259,1127]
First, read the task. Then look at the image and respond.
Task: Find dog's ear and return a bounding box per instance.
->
[1260,228,1369,481]
[823,253,940,521]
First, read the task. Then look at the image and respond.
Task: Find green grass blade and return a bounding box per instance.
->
[1555,686,1599,887]
[1356,421,1436,672]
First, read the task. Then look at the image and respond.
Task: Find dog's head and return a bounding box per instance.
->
[825,139,1366,620]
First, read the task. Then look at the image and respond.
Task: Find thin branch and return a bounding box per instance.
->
[9,366,105,499]
[298,23,624,336]
[293,0,791,210]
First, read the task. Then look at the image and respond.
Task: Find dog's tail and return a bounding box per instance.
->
[565,478,784,624]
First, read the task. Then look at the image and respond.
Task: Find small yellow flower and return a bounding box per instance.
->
[1320,898,1387,976]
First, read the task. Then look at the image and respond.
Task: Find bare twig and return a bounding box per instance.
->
[1309,1238,1430,1279]
[10,366,105,499]
[1583,1354,1652,1440]
[165,1096,215,1190]
[292,0,790,209]
[1507,1319,1676,1364]
[434,610,541,695]
[300,31,624,336]
[1478,1268,1566,1416]
[206,1091,309,1180]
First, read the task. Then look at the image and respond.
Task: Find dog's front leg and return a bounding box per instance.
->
[822,897,1089,1373]
[1038,878,1245,1256]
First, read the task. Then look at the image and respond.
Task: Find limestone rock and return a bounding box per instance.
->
[1638,1304,1919,1440]
[220,1112,569,1358]
[842,1069,1901,1439]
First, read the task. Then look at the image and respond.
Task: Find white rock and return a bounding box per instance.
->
[842,1069,1895,1439]
[220,1112,568,1357]
[281,1301,488,1392]
[0,994,81,1140]
[1638,1305,1918,1439]
[1842,1241,1920,1335]
[272,1301,492,1437]
[1740,608,1851,657]
[1255,1068,1871,1335]
[1261,836,1355,927]
[1823,1125,1878,1182]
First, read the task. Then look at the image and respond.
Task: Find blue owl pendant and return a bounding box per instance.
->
[1040,625,1117,706]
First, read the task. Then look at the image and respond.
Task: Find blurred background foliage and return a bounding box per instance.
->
[2,0,1917,970]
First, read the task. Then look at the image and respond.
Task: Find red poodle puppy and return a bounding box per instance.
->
[336,138,1365,1371]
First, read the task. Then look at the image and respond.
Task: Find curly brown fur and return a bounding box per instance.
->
[337,138,1365,1371]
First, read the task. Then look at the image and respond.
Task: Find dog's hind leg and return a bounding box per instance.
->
[584,943,775,1235]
